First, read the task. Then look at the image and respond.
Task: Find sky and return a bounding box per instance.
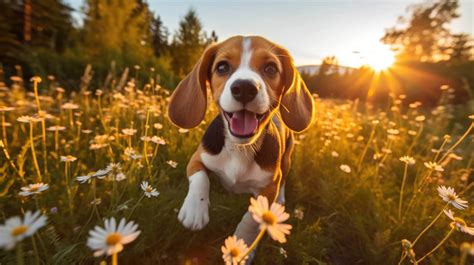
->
[66,0,473,67]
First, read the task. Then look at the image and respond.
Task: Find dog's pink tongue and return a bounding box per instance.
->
[230,110,258,136]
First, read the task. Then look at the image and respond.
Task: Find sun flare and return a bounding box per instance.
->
[365,45,395,71]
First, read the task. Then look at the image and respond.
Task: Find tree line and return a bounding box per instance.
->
[0,0,216,88]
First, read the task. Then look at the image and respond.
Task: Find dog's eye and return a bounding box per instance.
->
[264,63,278,76]
[216,61,230,75]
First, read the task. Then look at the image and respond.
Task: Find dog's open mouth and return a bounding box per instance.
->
[223,110,267,138]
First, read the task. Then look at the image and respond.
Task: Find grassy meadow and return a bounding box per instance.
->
[0,71,473,265]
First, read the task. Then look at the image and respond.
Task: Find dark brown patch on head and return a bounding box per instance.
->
[209,36,244,103]
[248,37,286,109]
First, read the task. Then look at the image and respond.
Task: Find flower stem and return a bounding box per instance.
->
[398,163,409,220]
[412,203,449,246]
[32,235,40,265]
[128,194,145,219]
[407,123,423,155]
[357,123,376,172]
[65,161,73,215]
[1,112,7,147]
[433,137,448,162]
[16,242,24,265]
[29,122,42,182]
[397,251,407,265]
[0,139,23,182]
[54,130,59,154]
[40,119,48,178]
[239,228,266,263]
[416,227,454,263]
[143,107,152,180]
[33,81,41,112]
[112,251,118,265]
[438,122,473,163]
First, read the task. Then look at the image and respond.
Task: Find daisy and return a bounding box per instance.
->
[87,217,141,257]
[60,155,77,162]
[115,173,126,182]
[140,136,152,142]
[249,195,292,243]
[294,208,304,220]
[0,210,47,250]
[443,210,474,235]
[121,128,137,136]
[178,128,189,133]
[93,167,113,179]
[0,106,15,112]
[331,151,339,158]
[339,164,351,173]
[154,123,163,130]
[124,147,142,160]
[166,160,178,168]
[437,186,468,210]
[415,115,426,122]
[221,235,249,265]
[19,183,49,197]
[424,161,444,172]
[61,102,79,110]
[387,129,399,135]
[17,115,41,123]
[102,163,126,181]
[76,173,93,184]
[30,76,42,83]
[140,181,159,198]
[47,125,66,131]
[151,136,166,145]
[399,156,415,165]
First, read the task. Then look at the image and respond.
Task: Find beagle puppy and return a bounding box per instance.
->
[168,36,314,250]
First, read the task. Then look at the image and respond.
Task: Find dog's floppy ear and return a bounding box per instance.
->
[278,47,315,132]
[168,44,218,128]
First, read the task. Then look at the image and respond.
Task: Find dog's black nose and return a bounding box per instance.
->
[231,80,258,104]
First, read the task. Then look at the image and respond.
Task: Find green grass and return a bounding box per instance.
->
[0,76,473,265]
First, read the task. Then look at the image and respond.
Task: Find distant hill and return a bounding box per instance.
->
[297,65,321,75]
[297,64,356,75]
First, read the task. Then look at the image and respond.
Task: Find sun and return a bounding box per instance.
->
[365,45,395,71]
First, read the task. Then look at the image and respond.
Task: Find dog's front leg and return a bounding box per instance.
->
[234,178,283,264]
[178,148,210,231]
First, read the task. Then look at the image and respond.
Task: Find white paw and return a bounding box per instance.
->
[178,171,210,231]
[178,193,209,230]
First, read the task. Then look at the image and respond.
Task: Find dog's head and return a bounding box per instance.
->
[168,36,315,144]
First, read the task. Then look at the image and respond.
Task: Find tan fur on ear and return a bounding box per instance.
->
[168,45,218,128]
[278,48,315,132]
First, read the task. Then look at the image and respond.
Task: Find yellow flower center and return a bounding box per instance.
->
[262,211,276,225]
[447,194,456,201]
[30,186,39,192]
[11,225,28,236]
[230,247,240,257]
[146,187,152,192]
[105,233,122,246]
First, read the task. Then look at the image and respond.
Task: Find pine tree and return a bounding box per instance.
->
[151,15,169,58]
[82,0,155,68]
[170,9,213,76]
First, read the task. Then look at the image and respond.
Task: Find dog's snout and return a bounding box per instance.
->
[230,80,258,104]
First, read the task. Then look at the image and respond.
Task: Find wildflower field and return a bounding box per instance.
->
[0,71,473,265]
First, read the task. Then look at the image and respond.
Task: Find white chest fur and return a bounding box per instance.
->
[201,141,273,195]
